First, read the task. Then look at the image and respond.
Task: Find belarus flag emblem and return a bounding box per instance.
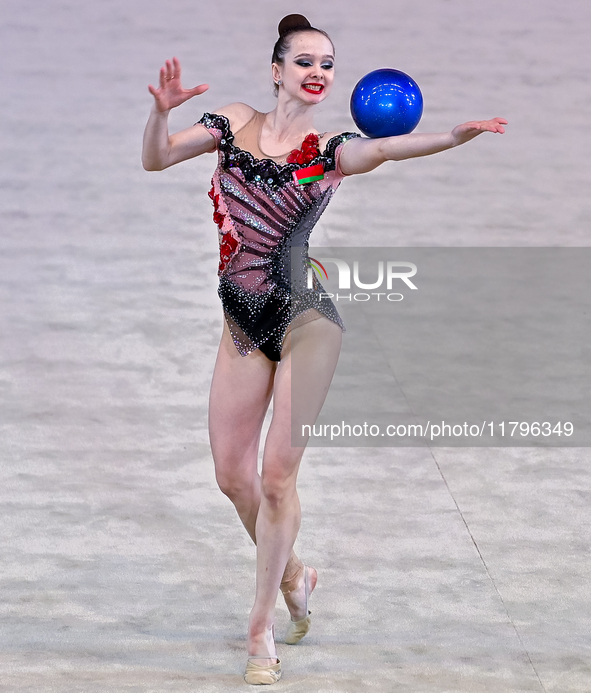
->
[292,163,324,185]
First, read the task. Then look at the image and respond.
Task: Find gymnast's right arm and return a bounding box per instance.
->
[142,56,214,171]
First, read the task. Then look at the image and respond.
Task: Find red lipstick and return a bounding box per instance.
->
[302,83,324,94]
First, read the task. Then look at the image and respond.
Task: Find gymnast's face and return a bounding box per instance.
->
[273,31,335,104]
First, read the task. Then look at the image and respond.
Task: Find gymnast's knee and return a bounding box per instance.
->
[214,466,252,502]
[260,470,297,510]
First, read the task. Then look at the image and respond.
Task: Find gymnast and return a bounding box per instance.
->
[142,13,506,684]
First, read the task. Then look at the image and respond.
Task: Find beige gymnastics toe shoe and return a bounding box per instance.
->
[244,657,282,685]
[281,565,316,645]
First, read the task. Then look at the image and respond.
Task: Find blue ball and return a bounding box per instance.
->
[350,68,423,138]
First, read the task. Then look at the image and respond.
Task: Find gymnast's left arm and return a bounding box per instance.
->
[338,117,508,175]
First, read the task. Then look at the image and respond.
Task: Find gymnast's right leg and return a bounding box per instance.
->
[208,322,305,587]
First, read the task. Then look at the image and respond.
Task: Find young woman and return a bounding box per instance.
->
[142,13,506,685]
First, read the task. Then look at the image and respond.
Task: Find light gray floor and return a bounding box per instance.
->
[1,0,590,691]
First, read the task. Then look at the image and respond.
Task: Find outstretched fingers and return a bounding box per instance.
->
[171,56,208,95]
[165,59,175,81]
[147,57,209,110]
[172,56,181,80]
[189,83,210,97]
[147,66,167,95]
[477,117,508,134]
[492,117,508,133]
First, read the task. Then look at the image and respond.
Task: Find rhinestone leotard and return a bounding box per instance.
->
[198,112,360,361]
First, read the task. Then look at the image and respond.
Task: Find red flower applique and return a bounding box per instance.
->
[287,133,320,165]
[210,179,239,273]
[213,210,224,227]
[220,234,238,260]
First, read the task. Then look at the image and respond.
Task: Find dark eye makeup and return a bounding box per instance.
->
[295,60,334,69]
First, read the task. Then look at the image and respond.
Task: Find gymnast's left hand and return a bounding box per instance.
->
[451,117,508,146]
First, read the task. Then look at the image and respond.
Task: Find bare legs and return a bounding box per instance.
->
[209,318,342,662]
[208,325,302,594]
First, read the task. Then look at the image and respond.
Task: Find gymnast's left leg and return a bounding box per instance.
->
[245,317,342,683]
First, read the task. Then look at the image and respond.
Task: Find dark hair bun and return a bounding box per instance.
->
[278,14,311,37]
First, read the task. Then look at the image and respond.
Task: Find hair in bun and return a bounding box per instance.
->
[271,15,334,96]
[278,14,311,37]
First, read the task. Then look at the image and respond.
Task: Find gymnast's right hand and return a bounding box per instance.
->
[148,56,209,112]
